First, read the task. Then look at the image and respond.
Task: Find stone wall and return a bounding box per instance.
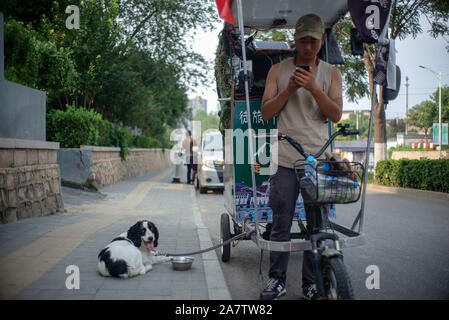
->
[0,138,63,224]
[58,146,172,189]
[391,151,449,160]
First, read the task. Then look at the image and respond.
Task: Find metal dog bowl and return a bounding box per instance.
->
[171,256,194,271]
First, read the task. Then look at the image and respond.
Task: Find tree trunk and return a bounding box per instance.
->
[364,44,387,169]
[374,85,387,163]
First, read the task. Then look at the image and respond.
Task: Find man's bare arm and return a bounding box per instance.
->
[261,64,299,121]
[294,65,342,123]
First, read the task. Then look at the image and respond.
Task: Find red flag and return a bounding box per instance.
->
[215,0,235,25]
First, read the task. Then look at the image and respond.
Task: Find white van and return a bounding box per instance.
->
[196,130,224,193]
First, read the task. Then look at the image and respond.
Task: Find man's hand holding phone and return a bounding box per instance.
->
[294,64,318,93]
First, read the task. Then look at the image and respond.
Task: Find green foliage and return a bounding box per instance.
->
[375,159,449,193]
[130,136,162,149]
[117,0,218,89]
[332,17,370,102]
[330,1,449,125]
[429,86,449,123]
[109,127,132,160]
[257,29,294,42]
[46,104,102,148]
[193,110,220,133]
[215,24,233,133]
[387,118,405,139]
[4,0,218,148]
[407,100,438,140]
[405,86,449,141]
[46,105,162,160]
[3,17,77,106]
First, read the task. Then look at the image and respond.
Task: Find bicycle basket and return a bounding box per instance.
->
[294,159,364,205]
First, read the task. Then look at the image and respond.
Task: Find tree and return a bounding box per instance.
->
[407,100,436,142]
[193,110,220,133]
[429,86,449,123]
[245,1,449,165]
[387,118,406,139]
[3,0,218,147]
[116,0,219,89]
[333,0,449,167]
[3,17,78,108]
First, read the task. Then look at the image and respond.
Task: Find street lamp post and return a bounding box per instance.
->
[418,65,444,159]
[405,76,409,136]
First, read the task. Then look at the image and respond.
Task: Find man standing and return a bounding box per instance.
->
[259,14,343,300]
[182,130,198,184]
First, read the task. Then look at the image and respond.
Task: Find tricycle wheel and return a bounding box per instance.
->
[220,213,231,262]
[321,256,354,300]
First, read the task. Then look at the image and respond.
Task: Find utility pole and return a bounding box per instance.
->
[405,76,409,136]
[419,65,447,159]
[438,71,442,159]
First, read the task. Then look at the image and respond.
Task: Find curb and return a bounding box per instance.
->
[190,188,232,300]
[367,184,449,202]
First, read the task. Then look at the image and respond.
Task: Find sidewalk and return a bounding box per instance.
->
[0,167,231,300]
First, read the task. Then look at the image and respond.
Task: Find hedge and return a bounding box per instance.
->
[47,105,161,159]
[375,159,449,193]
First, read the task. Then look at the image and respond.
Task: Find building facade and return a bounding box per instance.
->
[189,96,208,116]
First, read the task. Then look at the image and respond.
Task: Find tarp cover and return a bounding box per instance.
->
[227,0,348,29]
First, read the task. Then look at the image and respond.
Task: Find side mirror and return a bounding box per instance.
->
[383,65,401,102]
[350,28,364,56]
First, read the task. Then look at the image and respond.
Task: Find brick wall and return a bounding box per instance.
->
[0,165,63,223]
[58,146,172,190]
[391,151,449,160]
[0,139,62,224]
[88,148,171,189]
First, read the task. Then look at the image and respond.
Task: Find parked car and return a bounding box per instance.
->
[196,131,224,193]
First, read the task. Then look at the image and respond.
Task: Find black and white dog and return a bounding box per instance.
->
[97,220,170,278]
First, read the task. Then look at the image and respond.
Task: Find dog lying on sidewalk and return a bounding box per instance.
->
[97,220,171,278]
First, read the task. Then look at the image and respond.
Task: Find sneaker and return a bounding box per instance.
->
[260,278,286,300]
[303,284,321,300]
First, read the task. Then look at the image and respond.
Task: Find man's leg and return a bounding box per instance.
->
[260,166,299,300]
[302,204,327,300]
[186,164,192,184]
[267,166,300,283]
[302,204,320,288]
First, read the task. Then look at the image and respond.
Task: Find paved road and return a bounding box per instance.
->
[0,167,229,300]
[196,188,449,300]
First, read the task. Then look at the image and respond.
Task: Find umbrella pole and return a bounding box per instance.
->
[354,81,376,233]
[236,0,260,245]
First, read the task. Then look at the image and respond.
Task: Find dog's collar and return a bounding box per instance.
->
[112,236,133,244]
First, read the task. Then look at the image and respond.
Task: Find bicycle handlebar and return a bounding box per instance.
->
[282,126,359,158]
[343,129,359,136]
[254,126,359,159]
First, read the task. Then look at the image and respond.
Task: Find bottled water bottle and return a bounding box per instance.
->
[302,156,360,203]
[301,156,318,201]
[304,156,317,178]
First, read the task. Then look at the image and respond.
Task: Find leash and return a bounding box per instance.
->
[162,230,256,257]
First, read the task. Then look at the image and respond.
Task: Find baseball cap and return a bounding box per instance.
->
[294,14,325,40]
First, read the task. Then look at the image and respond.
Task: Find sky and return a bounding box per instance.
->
[187,15,449,119]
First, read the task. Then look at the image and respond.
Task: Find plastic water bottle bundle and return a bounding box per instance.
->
[300,156,359,203]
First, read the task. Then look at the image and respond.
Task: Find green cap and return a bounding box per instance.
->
[294,14,325,40]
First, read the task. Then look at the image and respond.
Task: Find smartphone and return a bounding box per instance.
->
[296,64,310,72]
